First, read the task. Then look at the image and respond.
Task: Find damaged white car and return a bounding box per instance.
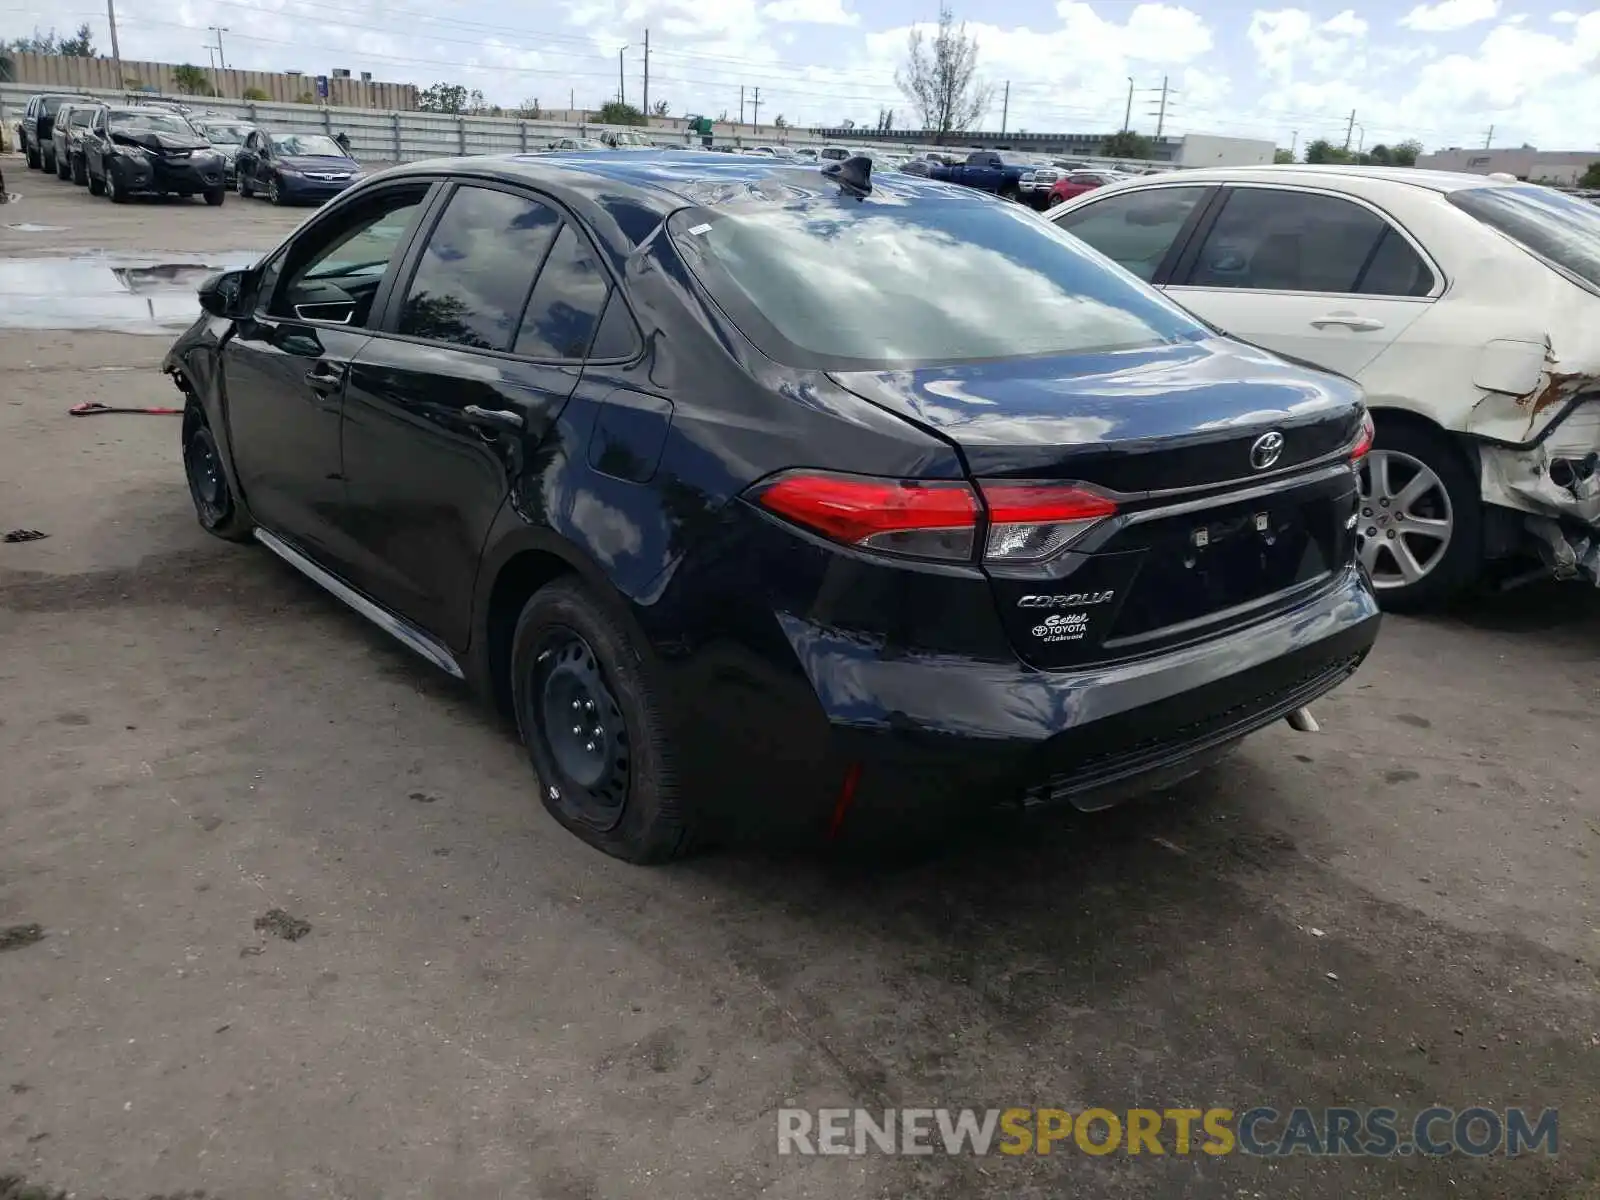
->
[1048,165,1600,608]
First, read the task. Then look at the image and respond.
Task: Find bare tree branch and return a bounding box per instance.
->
[895,4,993,142]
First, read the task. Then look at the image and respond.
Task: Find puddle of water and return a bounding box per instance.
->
[0,253,260,333]
[4,223,67,232]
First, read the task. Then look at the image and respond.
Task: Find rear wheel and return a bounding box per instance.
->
[55,151,70,180]
[204,187,225,206]
[71,154,87,186]
[26,144,41,170]
[87,169,104,196]
[237,171,254,198]
[511,578,688,863]
[1356,419,1482,611]
[42,146,57,174]
[182,404,253,542]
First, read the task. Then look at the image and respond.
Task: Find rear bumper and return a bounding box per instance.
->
[683,564,1380,839]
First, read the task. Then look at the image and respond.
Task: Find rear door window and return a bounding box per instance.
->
[513,224,611,359]
[1054,186,1209,282]
[1182,189,1395,294]
[1448,184,1600,295]
[396,185,562,351]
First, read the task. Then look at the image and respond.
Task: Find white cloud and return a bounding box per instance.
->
[1550,9,1579,20]
[1399,0,1501,33]
[1247,8,1370,80]
[1322,9,1369,36]
[761,0,858,26]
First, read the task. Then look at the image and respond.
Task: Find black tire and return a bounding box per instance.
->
[510,578,688,863]
[55,151,70,180]
[87,170,104,196]
[999,183,1022,203]
[42,146,57,175]
[182,403,253,542]
[26,144,40,169]
[106,167,126,203]
[71,154,87,186]
[204,187,225,206]
[1357,417,1482,612]
[268,177,284,205]
[237,172,253,198]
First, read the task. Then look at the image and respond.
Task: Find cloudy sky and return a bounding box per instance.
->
[5,0,1600,151]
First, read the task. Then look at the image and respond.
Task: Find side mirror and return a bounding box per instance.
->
[198,268,248,319]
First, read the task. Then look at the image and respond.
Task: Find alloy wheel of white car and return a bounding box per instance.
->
[1355,448,1453,590]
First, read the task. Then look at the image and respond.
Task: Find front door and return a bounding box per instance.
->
[1161,185,1437,378]
[341,183,613,647]
[220,181,435,566]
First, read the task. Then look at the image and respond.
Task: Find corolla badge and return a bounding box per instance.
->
[1249,431,1285,471]
[1018,591,1115,608]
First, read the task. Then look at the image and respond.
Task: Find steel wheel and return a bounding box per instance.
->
[184,423,230,527]
[1356,447,1454,590]
[527,630,631,828]
[268,178,282,205]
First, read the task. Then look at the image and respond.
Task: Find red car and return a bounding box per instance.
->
[1048,170,1128,206]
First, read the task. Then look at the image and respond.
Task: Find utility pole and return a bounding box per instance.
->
[739,85,745,125]
[1483,124,1494,148]
[1123,77,1133,131]
[106,0,122,86]
[1000,80,1009,134]
[1343,109,1356,151]
[210,25,227,68]
[643,29,650,118]
[1142,77,1173,139]
[618,46,626,106]
[1290,129,1298,157]
[752,86,761,128]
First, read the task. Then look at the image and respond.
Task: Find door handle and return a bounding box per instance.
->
[1311,314,1385,332]
[303,363,346,393]
[462,405,525,432]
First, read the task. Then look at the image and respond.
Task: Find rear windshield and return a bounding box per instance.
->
[1448,185,1600,294]
[41,97,68,115]
[668,193,1208,369]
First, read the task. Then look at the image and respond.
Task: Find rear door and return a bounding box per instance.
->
[340,181,612,646]
[1160,184,1439,378]
[1052,183,1216,282]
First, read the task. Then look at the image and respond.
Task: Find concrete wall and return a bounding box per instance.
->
[1415,147,1600,185]
[2,52,417,109]
[1176,133,1275,168]
[812,126,1185,161]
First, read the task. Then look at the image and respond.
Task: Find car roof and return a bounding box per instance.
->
[1134,163,1513,194]
[376,149,990,217]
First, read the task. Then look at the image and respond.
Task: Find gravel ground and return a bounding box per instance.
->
[1,164,1598,1200]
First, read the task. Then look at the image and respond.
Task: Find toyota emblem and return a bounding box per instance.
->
[1249,431,1285,471]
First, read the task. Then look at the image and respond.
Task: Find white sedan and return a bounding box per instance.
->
[1048,165,1600,608]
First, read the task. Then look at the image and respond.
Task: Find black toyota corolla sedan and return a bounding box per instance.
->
[162,151,1380,862]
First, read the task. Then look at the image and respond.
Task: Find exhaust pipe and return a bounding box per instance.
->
[1285,706,1320,733]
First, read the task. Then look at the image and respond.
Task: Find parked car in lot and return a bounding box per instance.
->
[163,150,1379,861]
[1048,169,1132,206]
[51,100,102,185]
[81,105,227,205]
[549,137,608,151]
[235,130,360,204]
[926,150,1034,200]
[189,116,256,185]
[20,92,91,173]
[1050,165,1600,603]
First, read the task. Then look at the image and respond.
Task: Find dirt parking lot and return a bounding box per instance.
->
[1,164,1598,1200]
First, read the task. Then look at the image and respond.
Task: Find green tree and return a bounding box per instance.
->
[1303,137,1352,164]
[773,113,789,129]
[1102,129,1152,158]
[598,101,647,126]
[516,97,543,118]
[876,107,894,132]
[171,64,216,96]
[418,82,468,113]
[295,91,315,104]
[896,3,993,141]
[651,99,670,117]
[0,44,15,82]
[1366,143,1392,165]
[1579,162,1600,188]
[1392,138,1422,167]
[1274,148,1296,163]
[241,86,269,101]
[58,22,93,55]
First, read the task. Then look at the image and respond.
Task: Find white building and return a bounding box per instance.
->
[1415,147,1600,186]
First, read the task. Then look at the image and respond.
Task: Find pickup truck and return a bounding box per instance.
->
[925,151,1033,200]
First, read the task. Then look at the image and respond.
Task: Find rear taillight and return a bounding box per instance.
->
[751,471,1118,564]
[1350,410,1375,461]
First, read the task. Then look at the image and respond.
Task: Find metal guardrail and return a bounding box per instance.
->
[0,81,1168,171]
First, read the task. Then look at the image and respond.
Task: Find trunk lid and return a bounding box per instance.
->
[830,338,1365,668]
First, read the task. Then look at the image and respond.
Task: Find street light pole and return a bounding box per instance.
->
[617,45,629,107]
[1123,77,1133,131]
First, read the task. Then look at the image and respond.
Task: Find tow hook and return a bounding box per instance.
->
[1285,706,1320,733]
